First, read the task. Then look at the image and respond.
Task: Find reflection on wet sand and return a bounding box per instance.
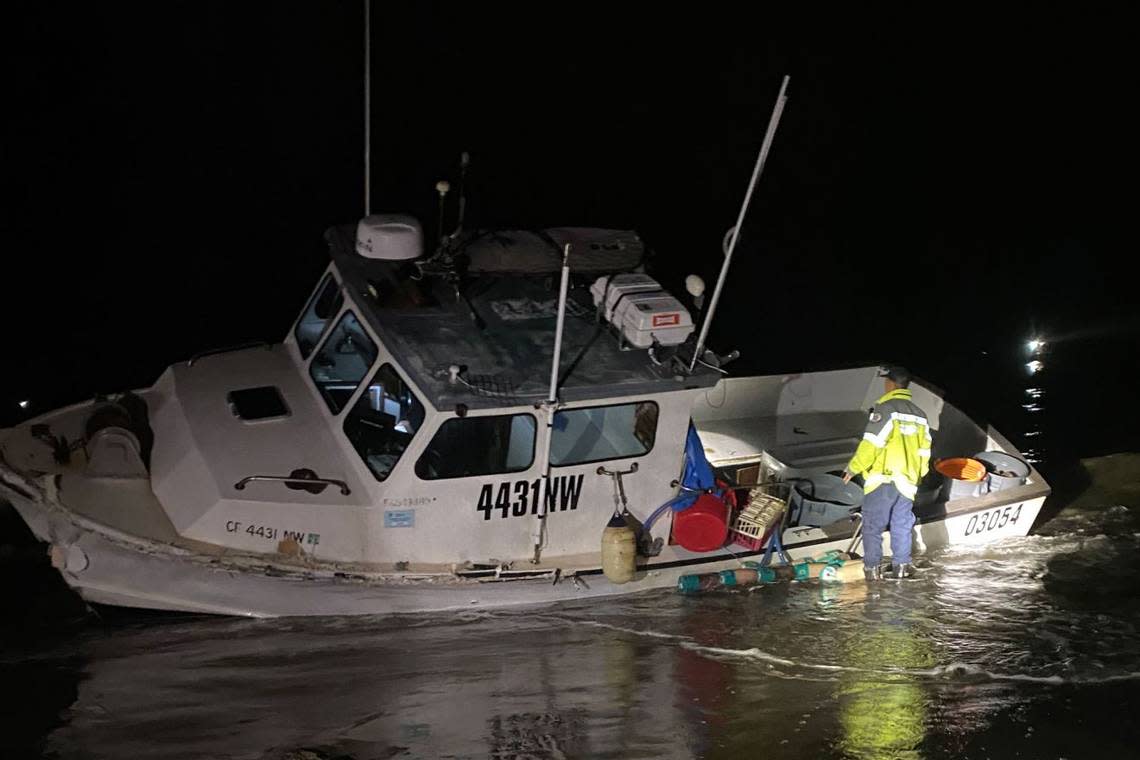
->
[835,594,933,759]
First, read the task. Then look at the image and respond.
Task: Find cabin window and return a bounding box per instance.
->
[415,414,537,480]
[549,401,658,467]
[295,273,345,359]
[344,363,425,481]
[309,311,378,414]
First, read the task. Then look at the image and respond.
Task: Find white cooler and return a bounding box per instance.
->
[590,274,694,348]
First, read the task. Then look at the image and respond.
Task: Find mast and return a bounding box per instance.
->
[363,0,372,216]
[689,75,789,372]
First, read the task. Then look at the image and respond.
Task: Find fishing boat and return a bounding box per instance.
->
[0,227,1051,616]
[0,75,1049,617]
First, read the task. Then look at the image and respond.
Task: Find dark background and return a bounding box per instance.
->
[4,4,1137,472]
[1,10,1138,756]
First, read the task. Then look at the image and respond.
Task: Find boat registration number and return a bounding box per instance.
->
[225,521,320,545]
[477,474,584,521]
[963,504,1022,537]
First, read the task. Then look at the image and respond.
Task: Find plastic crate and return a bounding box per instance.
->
[731,489,787,551]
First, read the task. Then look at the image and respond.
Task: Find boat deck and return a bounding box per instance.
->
[696,410,866,471]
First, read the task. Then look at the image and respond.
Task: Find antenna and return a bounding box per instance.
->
[363,0,372,216]
[688,75,789,372]
[453,151,470,237]
[435,180,451,242]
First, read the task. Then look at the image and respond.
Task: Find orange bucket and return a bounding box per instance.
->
[934,457,987,482]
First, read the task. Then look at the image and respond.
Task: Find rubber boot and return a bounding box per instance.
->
[864,565,883,581]
[891,563,915,579]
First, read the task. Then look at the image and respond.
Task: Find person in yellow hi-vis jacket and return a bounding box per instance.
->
[843,366,932,580]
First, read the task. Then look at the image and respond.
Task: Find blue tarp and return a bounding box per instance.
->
[665,423,717,512]
[639,423,721,539]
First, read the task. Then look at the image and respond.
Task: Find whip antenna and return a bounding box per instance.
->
[363,0,372,215]
[689,74,789,372]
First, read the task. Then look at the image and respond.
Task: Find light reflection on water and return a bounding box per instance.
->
[3,507,1139,759]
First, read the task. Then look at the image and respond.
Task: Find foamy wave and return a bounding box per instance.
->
[689,645,1140,685]
[540,614,1140,687]
[533,614,688,641]
[691,644,798,667]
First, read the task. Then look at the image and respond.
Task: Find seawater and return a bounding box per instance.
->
[2,489,1138,759]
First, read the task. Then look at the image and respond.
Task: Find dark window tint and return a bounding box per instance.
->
[308,311,377,414]
[227,386,289,420]
[550,402,658,466]
[416,414,536,480]
[344,364,425,480]
[295,274,344,359]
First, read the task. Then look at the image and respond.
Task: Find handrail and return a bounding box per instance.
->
[234,474,351,495]
[188,341,272,367]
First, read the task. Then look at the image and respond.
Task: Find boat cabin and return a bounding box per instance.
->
[141,216,719,567]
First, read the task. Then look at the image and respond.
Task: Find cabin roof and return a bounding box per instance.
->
[325,225,720,411]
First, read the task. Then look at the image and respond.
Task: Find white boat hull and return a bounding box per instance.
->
[3,475,1046,617]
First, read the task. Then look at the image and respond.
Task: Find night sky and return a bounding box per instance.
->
[5,5,1136,465]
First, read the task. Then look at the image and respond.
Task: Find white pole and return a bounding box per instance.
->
[548,244,571,402]
[364,0,372,216]
[532,244,572,563]
[689,75,789,372]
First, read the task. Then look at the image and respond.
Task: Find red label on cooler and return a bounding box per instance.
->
[652,313,680,327]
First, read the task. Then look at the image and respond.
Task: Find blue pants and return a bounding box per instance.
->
[861,483,915,569]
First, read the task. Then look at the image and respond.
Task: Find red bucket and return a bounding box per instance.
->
[673,494,729,552]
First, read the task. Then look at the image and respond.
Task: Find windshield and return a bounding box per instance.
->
[344,364,425,480]
[294,273,344,359]
[308,311,378,414]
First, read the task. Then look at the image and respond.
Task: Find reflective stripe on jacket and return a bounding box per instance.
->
[846,388,932,499]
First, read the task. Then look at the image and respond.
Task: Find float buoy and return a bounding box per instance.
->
[601,513,637,584]
[677,553,865,592]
